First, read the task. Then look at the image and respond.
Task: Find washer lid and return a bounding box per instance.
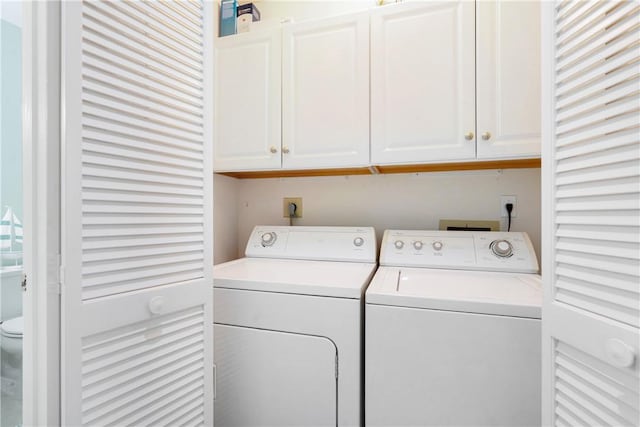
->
[366,267,542,318]
[1,316,23,336]
[214,257,377,298]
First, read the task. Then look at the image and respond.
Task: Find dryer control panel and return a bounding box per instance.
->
[246,226,377,263]
[380,230,538,273]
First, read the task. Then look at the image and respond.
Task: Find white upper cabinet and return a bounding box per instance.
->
[370,1,476,165]
[214,29,281,171]
[282,12,370,169]
[476,1,541,159]
[213,1,542,173]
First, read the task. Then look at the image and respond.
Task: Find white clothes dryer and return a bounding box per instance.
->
[366,230,542,427]
[213,226,377,427]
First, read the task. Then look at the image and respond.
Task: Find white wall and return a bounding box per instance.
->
[214,168,542,264]
[214,174,240,263]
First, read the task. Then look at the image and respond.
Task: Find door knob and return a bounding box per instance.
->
[464,132,474,140]
[605,338,636,368]
[269,146,278,154]
[282,146,290,154]
[148,296,166,315]
[482,132,491,141]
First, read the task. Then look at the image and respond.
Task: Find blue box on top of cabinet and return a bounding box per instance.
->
[220,0,237,37]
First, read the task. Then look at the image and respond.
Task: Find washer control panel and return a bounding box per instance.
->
[380,230,538,273]
[246,226,377,263]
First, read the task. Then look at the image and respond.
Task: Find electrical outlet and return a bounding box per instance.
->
[283,197,303,218]
[500,195,517,218]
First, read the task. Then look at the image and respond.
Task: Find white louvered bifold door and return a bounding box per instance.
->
[61,1,213,425]
[542,1,640,426]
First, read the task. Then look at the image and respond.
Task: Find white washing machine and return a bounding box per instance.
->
[213,226,377,427]
[366,230,542,427]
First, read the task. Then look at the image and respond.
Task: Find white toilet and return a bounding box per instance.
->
[1,316,23,370]
[1,315,23,425]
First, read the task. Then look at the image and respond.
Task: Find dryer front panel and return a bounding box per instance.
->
[215,324,337,426]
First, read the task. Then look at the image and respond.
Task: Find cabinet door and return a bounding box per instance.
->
[214,29,281,171]
[371,2,475,165]
[282,12,370,169]
[476,1,540,159]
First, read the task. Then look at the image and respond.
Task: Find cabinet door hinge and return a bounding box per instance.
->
[21,274,27,292]
[56,265,65,294]
[213,363,217,400]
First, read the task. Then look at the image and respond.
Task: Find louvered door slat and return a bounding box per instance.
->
[85,2,201,65]
[83,244,204,264]
[96,1,202,53]
[83,117,203,153]
[83,80,203,127]
[556,1,635,58]
[557,10,638,73]
[83,59,203,111]
[555,129,637,159]
[177,0,202,18]
[83,4,202,73]
[543,1,639,425]
[82,165,203,189]
[62,1,213,425]
[124,1,202,45]
[555,0,602,31]
[556,63,638,111]
[82,32,202,96]
[555,45,638,98]
[557,97,639,135]
[83,151,202,177]
[83,127,203,160]
[145,1,203,37]
[555,224,639,243]
[82,91,204,135]
[82,145,203,174]
[85,181,204,198]
[83,104,202,144]
[83,214,203,225]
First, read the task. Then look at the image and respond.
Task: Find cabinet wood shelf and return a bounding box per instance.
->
[216,158,541,179]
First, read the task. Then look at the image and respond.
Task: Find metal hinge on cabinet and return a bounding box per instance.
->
[213,363,217,400]
[55,265,65,294]
[21,274,27,292]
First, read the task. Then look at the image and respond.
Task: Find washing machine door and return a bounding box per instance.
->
[214,324,337,426]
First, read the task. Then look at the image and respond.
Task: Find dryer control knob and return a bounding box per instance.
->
[261,232,277,247]
[413,241,424,250]
[491,239,513,258]
[353,237,364,247]
[394,240,404,250]
[432,241,443,251]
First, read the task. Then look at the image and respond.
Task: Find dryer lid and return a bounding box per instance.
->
[366,267,542,318]
[1,316,23,336]
[214,257,377,299]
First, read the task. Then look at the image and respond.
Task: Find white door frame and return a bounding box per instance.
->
[22,1,61,425]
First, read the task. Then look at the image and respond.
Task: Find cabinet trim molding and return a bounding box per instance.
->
[217,158,541,179]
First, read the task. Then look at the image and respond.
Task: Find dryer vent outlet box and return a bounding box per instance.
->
[283,198,303,218]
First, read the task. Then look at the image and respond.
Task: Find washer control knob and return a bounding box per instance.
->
[432,241,443,251]
[353,237,364,247]
[413,241,424,250]
[491,239,513,258]
[261,232,277,247]
[394,240,405,250]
